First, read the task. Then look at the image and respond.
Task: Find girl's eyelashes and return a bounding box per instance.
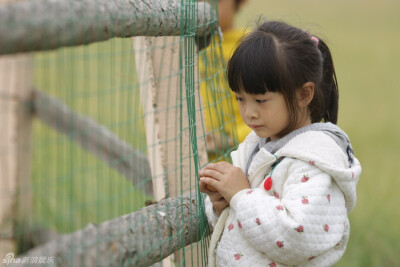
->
[235,96,267,103]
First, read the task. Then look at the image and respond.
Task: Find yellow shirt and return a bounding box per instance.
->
[199,28,251,151]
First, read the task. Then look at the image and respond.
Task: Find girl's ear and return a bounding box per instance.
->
[298,82,315,108]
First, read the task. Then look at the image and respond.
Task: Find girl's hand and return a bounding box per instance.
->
[199,162,250,204]
[199,178,229,216]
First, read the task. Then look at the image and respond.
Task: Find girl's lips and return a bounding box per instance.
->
[249,124,262,129]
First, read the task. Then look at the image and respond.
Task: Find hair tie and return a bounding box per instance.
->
[310,35,319,47]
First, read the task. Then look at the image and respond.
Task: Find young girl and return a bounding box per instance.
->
[199,20,361,267]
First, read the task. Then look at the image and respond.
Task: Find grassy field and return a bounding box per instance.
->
[32,39,150,233]
[236,0,400,266]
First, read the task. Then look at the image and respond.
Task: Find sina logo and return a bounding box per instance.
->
[2,252,17,265]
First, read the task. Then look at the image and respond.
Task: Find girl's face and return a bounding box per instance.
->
[235,90,303,140]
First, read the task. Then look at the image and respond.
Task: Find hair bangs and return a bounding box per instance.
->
[227,34,283,95]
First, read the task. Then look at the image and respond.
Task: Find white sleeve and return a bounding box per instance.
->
[229,160,348,265]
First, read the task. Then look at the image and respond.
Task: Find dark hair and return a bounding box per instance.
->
[235,0,244,5]
[227,20,339,136]
[233,0,246,10]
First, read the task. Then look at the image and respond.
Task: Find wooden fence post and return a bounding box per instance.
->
[133,36,208,266]
[0,53,34,260]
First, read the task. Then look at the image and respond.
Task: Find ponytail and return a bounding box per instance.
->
[317,39,339,124]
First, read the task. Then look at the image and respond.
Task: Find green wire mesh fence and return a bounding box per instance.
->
[0,0,238,265]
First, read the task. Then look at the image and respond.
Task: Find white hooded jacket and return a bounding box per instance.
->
[205,123,361,267]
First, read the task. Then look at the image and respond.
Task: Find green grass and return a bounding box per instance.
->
[32,38,149,233]
[238,0,400,266]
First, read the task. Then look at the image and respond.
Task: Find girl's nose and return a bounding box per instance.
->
[244,104,258,120]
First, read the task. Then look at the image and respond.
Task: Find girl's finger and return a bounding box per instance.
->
[204,161,232,173]
[199,169,222,180]
[208,191,223,201]
[201,163,218,171]
[200,177,219,191]
[198,180,209,192]
[199,180,218,194]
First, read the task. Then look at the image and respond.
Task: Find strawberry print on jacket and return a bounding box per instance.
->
[205,126,361,267]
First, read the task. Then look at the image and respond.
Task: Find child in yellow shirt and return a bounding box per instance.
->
[199,0,250,160]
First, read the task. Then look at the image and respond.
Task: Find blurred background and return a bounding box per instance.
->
[234,0,400,266]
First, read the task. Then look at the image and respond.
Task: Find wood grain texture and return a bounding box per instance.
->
[0,0,215,55]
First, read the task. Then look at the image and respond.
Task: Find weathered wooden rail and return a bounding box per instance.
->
[0,0,215,55]
[31,89,154,196]
[16,195,208,267]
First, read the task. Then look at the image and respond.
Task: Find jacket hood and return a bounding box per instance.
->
[259,123,354,167]
[265,123,361,213]
[231,123,360,213]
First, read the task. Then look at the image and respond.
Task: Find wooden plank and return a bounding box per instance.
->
[133,35,208,266]
[133,37,167,202]
[147,36,208,197]
[0,54,33,259]
[133,36,171,267]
